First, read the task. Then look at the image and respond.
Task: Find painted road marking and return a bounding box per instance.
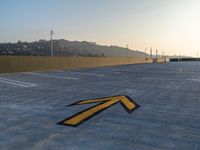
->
[67,71,105,77]
[25,72,79,80]
[0,78,37,87]
[58,95,139,127]
[92,70,121,74]
[52,70,65,73]
[187,79,200,82]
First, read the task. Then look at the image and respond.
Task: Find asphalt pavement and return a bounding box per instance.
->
[1,62,200,150]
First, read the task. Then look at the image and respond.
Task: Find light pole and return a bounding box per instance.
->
[156,49,158,58]
[162,52,165,57]
[50,30,54,56]
[127,44,129,58]
[145,48,147,58]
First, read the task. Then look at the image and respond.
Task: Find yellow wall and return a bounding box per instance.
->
[0,56,153,73]
[153,57,167,63]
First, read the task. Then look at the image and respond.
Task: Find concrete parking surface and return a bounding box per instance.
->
[1,62,200,150]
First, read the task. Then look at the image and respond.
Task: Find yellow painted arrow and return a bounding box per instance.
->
[58,95,139,127]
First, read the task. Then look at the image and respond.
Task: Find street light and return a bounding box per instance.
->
[50,30,54,56]
[127,44,129,58]
[145,48,147,58]
[150,47,152,58]
[156,49,158,58]
[162,52,165,57]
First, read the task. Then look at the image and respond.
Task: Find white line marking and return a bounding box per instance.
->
[92,70,121,74]
[53,70,65,73]
[26,72,79,80]
[0,80,31,87]
[0,78,36,86]
[187,79,200,82]
[68,71,104,77]
[0,78,37,87]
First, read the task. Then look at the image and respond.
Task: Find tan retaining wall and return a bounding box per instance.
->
[153,57,168,63]
[0,56,153,73]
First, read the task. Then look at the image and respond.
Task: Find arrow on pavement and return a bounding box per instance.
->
[57,95,140,127]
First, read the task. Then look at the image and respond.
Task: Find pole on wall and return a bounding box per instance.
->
[145,48,147,58]
[156,49,158,58]
[127,44,129,58]
[50,30,54,56]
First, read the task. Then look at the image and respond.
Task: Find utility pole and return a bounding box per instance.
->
[145,48,147,58]
[156,49,158,58]
[127,44,129,58]
[197,51,199,61]
[150,47,152,58]
[50,30,54,56]
[162,52,165,57]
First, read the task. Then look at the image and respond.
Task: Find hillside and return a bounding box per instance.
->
[0,39,147,57]
[55,39,146,57]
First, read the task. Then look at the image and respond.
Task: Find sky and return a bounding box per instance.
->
[1,0,200,57]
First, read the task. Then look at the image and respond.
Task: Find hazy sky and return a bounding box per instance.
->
[1,0,200,56]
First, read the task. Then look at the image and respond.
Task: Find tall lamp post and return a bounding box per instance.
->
[145,48,147,59]
[50,30,54,56]
[150,47,152,58]
[127,44,129,58]
[156,49,158,58]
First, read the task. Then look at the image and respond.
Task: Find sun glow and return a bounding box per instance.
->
[166,1,200,56]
